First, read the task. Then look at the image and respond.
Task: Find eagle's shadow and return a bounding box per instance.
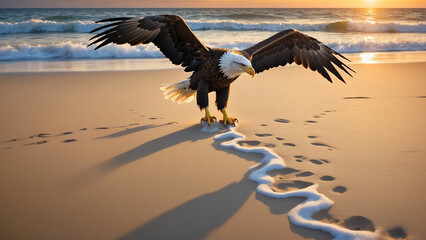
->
[97,124,217,174]
[118,173,255,240]
[117,138,260,240]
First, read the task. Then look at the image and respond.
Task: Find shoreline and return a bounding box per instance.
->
[0,50,425,73]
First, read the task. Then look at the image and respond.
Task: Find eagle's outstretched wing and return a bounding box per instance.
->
[241,29,354,83]
[89,15,208,72]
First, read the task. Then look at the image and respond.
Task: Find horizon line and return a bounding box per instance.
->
[1,6,426,9]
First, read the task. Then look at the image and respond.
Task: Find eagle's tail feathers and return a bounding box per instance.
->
[160,78,196,104]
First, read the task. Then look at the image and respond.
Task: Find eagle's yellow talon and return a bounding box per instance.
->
[220,117,237,126]
[201,107,215,125]
[201,116,216,125]
[220,108,238,126]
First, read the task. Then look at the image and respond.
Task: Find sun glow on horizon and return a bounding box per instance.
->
[360,52,377,64]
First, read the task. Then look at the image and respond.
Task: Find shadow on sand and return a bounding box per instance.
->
[68,124,218,188]
[98,122,177,139]
[97,124,217,174]
[119,174,255,240]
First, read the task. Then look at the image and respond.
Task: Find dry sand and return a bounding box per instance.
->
[0,61,425,239]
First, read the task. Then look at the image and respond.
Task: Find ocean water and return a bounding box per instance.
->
[0,8,425,68]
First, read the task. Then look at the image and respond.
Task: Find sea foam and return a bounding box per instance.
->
[0,19,425,35]
[1,38,424,61]
[0,42,163,61]
[204,124,380,240]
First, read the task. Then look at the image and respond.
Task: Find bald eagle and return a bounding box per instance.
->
[89,15,353,126]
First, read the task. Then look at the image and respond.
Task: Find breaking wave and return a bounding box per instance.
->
[0,43,163,61]
[0,19,101,34]
[0,19,425,35]
[1,38,424,61]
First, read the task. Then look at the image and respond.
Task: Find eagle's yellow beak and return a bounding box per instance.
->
[241,65,255,78]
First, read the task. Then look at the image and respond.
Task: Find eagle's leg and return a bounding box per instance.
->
[215,86,238,126]
[220,108,238,126]
[198,80,216,125]
[201,107,216,125]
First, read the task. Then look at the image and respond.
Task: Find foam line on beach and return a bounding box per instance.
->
[204,125,379,240]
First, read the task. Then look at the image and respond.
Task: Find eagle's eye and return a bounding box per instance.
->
[239,63,245,67]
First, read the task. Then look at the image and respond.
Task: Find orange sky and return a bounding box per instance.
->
[0,0,425,8]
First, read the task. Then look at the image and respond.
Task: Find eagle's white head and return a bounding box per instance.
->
[219,51,255,79]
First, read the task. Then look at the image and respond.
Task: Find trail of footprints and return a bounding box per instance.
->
[0,109,169,150]
[237,109,343,198]
[241,110,347,201]
[243,109,408,238]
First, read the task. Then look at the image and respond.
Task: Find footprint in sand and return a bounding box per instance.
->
[320,159,330,163]
[311,142,334,150]
[80,128,87,131]
[63,139,77,143]
[129,123,140,126]
[296,171,314,177]
[283,143,296,147]
[95,127,109,130]
[260,124,267,127]
[332,186,347,193]
[308,135,318,139]
[24,140,48,146]
[294,155,304,158]
[8,139,17,142]
[61,131,73,135]
[274,118,290,123]
[264,143,276,148]
[255,133,273,137]
[238,140,261,147]
[305,120,317,124]
[387,227,407,239]
[309,159,323,165]
[343,216,375,232]
[149,117,158,120]
[37,133,50,138]
[320,175,335,181]
[275,137,284,141]
[273,180,314,192]
[343,97,370,100]
[313,115,321,118]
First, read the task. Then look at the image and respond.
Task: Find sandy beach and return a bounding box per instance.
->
[0,59,425,239]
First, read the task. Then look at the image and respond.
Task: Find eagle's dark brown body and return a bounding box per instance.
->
[189,48,242,110]
[189,48,239,91]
